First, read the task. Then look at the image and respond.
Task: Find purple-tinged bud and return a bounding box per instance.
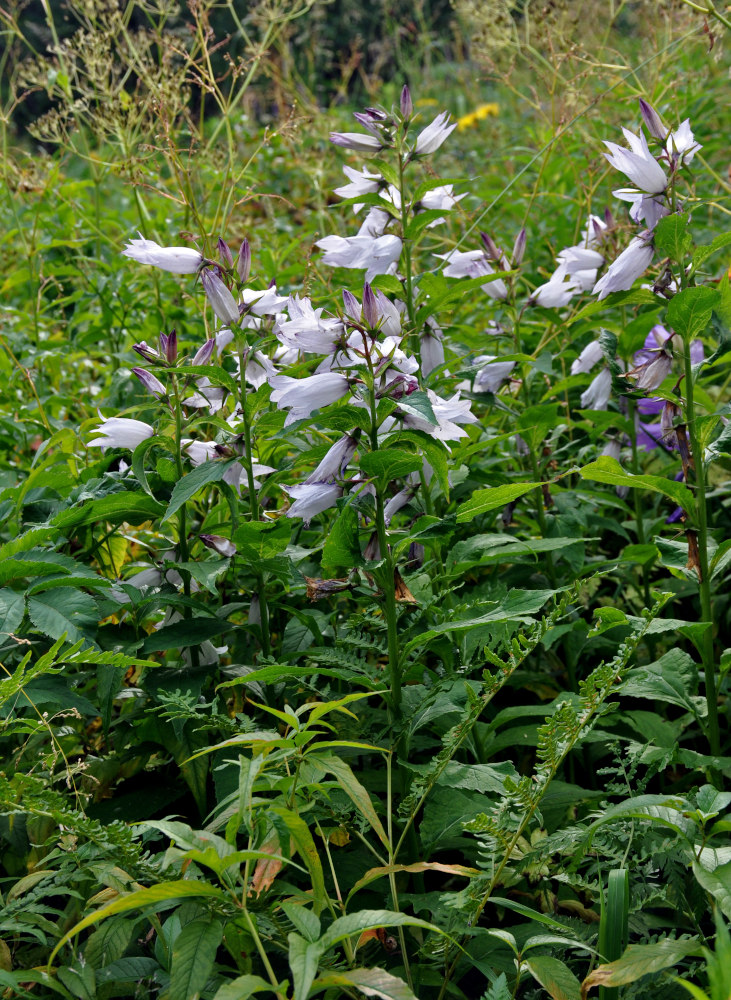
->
[218,237,234,268]
[133,341,160,364]
[400,85,413,120]
[342,289,361,323]
[362,283,379,329]
[480,231,502,262]
[163,329,178,364]
[200,533,236,557]
[511,227,527,266]
[192,338,215,366]
[201,268,240,326]
[237,239,251,283]
[329,131,384,153]
[639,99,667,141]
[661,400,681,447]
[603,207,615,229]
[132,367,167,399]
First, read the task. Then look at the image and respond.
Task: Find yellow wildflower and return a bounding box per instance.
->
[457,102,500,131]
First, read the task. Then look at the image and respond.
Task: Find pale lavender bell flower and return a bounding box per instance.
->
[603,127,667,194]
[414,110,457,155]
[201,269,240,326]
[268,372,351,425]
[284,482,343,523]
[88,417,154,449]
[593,233,655,300]
[122,235,203,274]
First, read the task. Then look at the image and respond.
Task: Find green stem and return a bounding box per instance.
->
[235,333,271,658]
[397,147,418,357]
[683,342,720,759]
[368,383,401,715]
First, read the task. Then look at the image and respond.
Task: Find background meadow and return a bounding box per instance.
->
[1,2,731,999]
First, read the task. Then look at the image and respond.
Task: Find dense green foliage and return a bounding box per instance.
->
[1,2,730,999]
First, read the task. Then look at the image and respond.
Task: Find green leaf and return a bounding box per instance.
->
[163,460,238,522]
[131,435,168,498]
[233,520,291,562]
[312,755,390,851]
[455,482,543,523]
[27,590,97,643]
[653,213,692,263]
[0,588,25,635]
[319,909,448,950]
[57,964,96,1000]
[692,859,731,920]
[394,389,438,426]
[525,956,581,1000]
[665,286,720,342]
[288,931,321,1000]
[579,456,694,511]
[360,449,423,482]
[322,503,362,574]
[270,807,327,916]
[386,429,449,497]
[141,616,231,653]
[312,967,418,1000]
[174,560,229,595]
[281,902,320,943]
[582,939,702,992]
[405,209,450,239]
[54,492,164,529]
[169,918,224,1000]
[49,882,226,965]
[211,975,277,1000]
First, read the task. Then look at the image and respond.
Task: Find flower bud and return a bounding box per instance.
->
[200,534,236,557]
[480,231,502,262]
[342,289,361,323]
[511,227,527,266]
[362,283,379,330]
[217,237,234,268]
[132,367,167,399]
[192,338,215,366]
[160,329,177,364]
[201,268,240,326]
[400,85,413,120]
[237,239,251,282]
[133,340,160,364]
[639,99,667,141]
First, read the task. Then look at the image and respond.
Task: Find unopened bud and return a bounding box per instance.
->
[343,289,361,323]
[400,85,413,120]
[237,239,251,283]
[201,268,240,326]
[217,237,234,268]
[639,99,666,141]
[132,367,167,399]
[362,283,379,329]
[161,329,177,364]
[480,231,502,262]
[511,227,527,266]
[192,338,215,366]
[200,533,236,557]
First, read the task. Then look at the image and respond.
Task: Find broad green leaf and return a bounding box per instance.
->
[692,859,731,920]
[322,503,362,574]
[27,590,97,643]
[665,286,719,342]
[83,917,137,969]
[174,560,228,595]
[311,755,390,851]
[582,939,702,992]
[49,881,226,965]
[141,616,231,653]
[54,492,164,529]
[57,963,96,1000]
[360,449,423,482]
[281,901,320,943]
[579,457,694,511]
[169,918,224,1000]
[525,955,581,1000]
[312,967,418,1000]
[211,975,277,1000]
[455,482,543,523]
[270,807,327,916]
[163,460,238,522]
[387,429,449,497]
[233,520,291,560]
[95,957,160,986]
[0,588,25,635]
[288,931,321,1000]
[653,213,692,263]
[0,969,75,998]
[393,390,437,426]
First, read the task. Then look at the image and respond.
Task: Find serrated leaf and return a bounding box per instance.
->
[54,493,164,529]
[322,503,362,574]
[653,213,692,263]
[360,449,423,482]
[691,231,731,271]
[27,590,97,643]
[665,286,720,342]
[455,482,543,522]
[169,918,224,1000]
[0,588,25,635]
[579,457,694,511]
[163,460,238,522]
[395,390,438,426]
